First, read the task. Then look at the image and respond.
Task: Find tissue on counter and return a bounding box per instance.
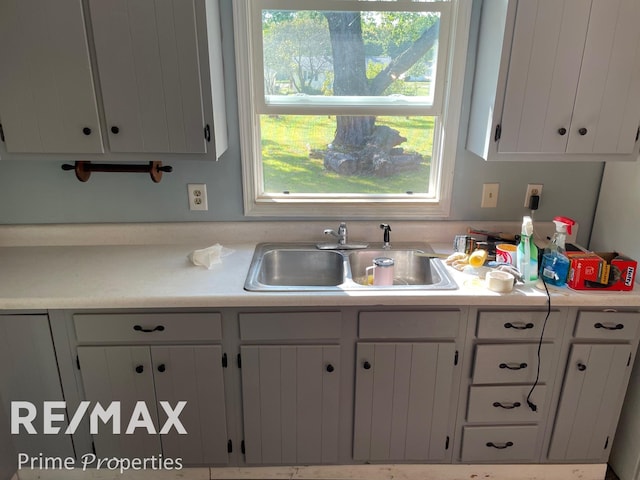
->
[189,244,234,269]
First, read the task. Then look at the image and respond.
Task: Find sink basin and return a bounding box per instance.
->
[255,249,344,286]
[244,243,457,292]
[348,249,443,286]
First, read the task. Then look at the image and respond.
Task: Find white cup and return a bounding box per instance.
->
[496,243,517,266]
[366,257,395,286]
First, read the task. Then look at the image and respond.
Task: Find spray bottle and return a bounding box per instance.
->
[540,216,575,286]
[517,216,538,283]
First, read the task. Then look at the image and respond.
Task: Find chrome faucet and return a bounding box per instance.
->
[324,222,348,245]
[380,223,392,249]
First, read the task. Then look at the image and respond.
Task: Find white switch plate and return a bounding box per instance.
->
[481,183,499,208]
[188,184,208,211]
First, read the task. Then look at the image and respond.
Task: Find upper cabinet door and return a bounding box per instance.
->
[498,0,590,154]
[467,0,640,161]
[89,0,207,154]
[568,0,640,155]
[0,0,103,154]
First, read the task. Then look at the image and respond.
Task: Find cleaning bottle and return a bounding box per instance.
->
[517,216,538,283]
[540,216,575,286]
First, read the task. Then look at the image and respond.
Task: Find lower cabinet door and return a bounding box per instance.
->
[353,342,456,462]
[78,346,162,459]
[240,345,341,465]
[548,343,632,461]
[151,345,228,465]
[0,315,75,458]
[78,345,229,465]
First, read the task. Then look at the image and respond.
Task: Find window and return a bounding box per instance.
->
[233,0,471,218]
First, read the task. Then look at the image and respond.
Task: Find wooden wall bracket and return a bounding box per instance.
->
[61,161,173,183]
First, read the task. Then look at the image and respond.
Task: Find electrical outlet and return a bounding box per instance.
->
[188,184,208,211]
[524,184,543,208]
[481,183,499,208]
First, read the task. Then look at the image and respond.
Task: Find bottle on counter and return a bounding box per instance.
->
[540,216,575,286]
[517,216,538,283]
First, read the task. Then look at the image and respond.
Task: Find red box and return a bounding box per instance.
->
[567,251,637,291]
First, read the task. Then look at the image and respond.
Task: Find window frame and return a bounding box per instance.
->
[233,0,471,218]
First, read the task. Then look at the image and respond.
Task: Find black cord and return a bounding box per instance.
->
[526,277,551,412]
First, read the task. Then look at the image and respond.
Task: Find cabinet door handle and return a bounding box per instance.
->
[594,322,624,330]
[111,126,120,134]
[363,361,372,370]
[557,127,567,136]
[135,365,144,374]
[577,363,587,371]
[326,364,335,373]
[504,322,534,330]
[499,362,527,370]
[486,441,513,449]
[133,325,165,333]
[157,364,166,373]
[578,127,588,136]
[82,127,92,136]
[493,401,521,409]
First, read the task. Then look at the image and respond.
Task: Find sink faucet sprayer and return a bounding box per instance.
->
[324,222,348,245]
[380,223,392,249]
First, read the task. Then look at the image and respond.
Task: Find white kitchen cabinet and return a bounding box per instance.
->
[353,310,464,463]
[353,342,456,462]
[547,310,640,462]
[74,313,230,466]
[456,309,566,463]
[238,311,343,465]
[0,0,227,161]
[0,0,103,154]
[240,345,341,465]
[0,314,75,458]
[467,0,640,162]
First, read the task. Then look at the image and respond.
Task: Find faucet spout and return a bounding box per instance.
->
[380,223,392,249]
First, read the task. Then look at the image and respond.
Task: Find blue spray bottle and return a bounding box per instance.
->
[540,216,575,286]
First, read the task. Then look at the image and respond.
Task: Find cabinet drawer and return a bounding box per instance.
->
[573,311,640,340]
[239,312,341,340]
[467,385,547,423]
[477,311,561,340]
[461,425,538,462]
[359,310,460,339]
[74,313,222,344]
[473,344,554,385]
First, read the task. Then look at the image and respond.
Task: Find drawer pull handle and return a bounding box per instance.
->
[504,322,534,330]
[133,325,165,333]
[594,322,624,331]
[499,362,527,370]
[135,365,144,374]
[577,363,587,371]
[157,364,166,373]
[326,364,335,373]
[486,441,514,450]
[363,361,372,370]
[493,401,521,409]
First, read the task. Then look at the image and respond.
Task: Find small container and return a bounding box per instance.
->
[468,249,488,268]
[496,243,517,266]
[366,257,395,286]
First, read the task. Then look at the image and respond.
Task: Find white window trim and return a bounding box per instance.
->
[233,0,471,219]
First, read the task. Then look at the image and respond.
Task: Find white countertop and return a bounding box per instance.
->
[1,225,638,310]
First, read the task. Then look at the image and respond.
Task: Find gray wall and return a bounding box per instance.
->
[0,0,604,245]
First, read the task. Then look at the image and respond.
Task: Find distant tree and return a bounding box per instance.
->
[325,11,439,148]
[263,13,332,95]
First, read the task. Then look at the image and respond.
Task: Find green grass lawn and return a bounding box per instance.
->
[260,115,435,194]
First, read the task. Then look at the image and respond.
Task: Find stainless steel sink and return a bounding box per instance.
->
[244,243,457,291]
